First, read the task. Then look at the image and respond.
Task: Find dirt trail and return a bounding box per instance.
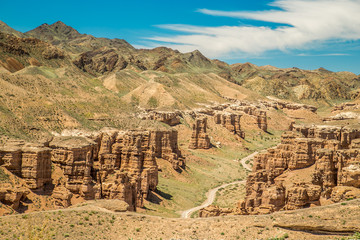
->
[180,152,258,218]
[240,151,258,171]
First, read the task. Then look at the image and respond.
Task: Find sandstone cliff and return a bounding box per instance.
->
[188,101,268,134]
[0,166,29,211]
[189,117,211,149]
[50,128,184,210]
[238,124,360,214]
[0,128,184,213]
[214,112,245,138]
[0,140,52,190]
[259,99,317,113]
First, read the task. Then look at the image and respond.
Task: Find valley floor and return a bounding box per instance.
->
[0,199,359,240]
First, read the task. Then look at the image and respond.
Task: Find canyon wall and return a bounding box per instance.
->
[0,141,52,190]
[214,112,245,138]
[189,117,211,149]
[0,128,184,212]
[238,124,360,214]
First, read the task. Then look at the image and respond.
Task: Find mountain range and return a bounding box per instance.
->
[0,20,359,140]
[1,20,360,240]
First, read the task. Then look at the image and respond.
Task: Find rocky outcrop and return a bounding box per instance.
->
[214,112,245,138]
[21,145,52,189]
[332,102,360,112]
[51,129,183,210]
[238,124,360,215]
[0,57,24,72]
[73,47,124,75]
[189,117,210,149]
[260,100,317,113]
[224,95,317,113]
[0,141,52,189]
[0,166,30,210]
[323,112,359,121]
[199,205,233,217]
[230,106,268,132]
[138,110,181,126]
[188,101,268,133]
[0,184,29,210]
[49,129,163,210]
[49,136,98,198]
[0,31,67,71]
[0,128,184,212]
[149,130,185,170]
[95,130,159,209]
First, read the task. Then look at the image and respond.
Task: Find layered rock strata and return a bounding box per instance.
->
[0,184,29,210]
[332,102,360,112]
[50,128,184,210]
[214,112,245,139]
[239,124,360,214]
[199,205,233,217]
[189,117,211,149]
[259,100,317,113]
[223,96,317,113]
[138,110,181,126]
[149,130,185,170]
[0,141,52,189]
[229,106,267,132]
[0,128,184,212]
[187,101,268,133]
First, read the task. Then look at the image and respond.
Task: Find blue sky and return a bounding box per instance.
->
[1,0,360,74]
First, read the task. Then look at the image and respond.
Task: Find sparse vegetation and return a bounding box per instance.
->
[0,19,360,240]
[0,168,9,183]
[147,96,158,108]
[130,95,140,106]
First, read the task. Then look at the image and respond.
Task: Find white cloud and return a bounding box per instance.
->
[147,0,360,58]
[297,53,351,56]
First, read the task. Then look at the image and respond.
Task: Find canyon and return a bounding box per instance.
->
[0,129,184,212]
[198,123,360,217]
[240,123,360,214]
[0,20,360,239]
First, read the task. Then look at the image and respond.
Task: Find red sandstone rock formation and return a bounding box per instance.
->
[0,184,29,210]
[49,136,98,199]
[0,141,52,189]
[229,105,267,132]
[214,112,245,138]
[199,205,233,217]
[224,95,317,113]
[238,124,360,215]
[0,127,184,212]
[185,101,269,133]
[189,117,211,149]
[148,130,185,170]
[0,166,30,211]
[49,130,161,210]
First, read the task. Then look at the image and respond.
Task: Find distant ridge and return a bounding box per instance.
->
[0,20,25,38]
[0,20,359,101]
[26,21,82,42]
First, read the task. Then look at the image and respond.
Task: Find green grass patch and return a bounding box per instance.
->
[0,168,9,183]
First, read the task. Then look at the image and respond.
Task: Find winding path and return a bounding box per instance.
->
[240,151,258,171]
[180,152,258,218]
